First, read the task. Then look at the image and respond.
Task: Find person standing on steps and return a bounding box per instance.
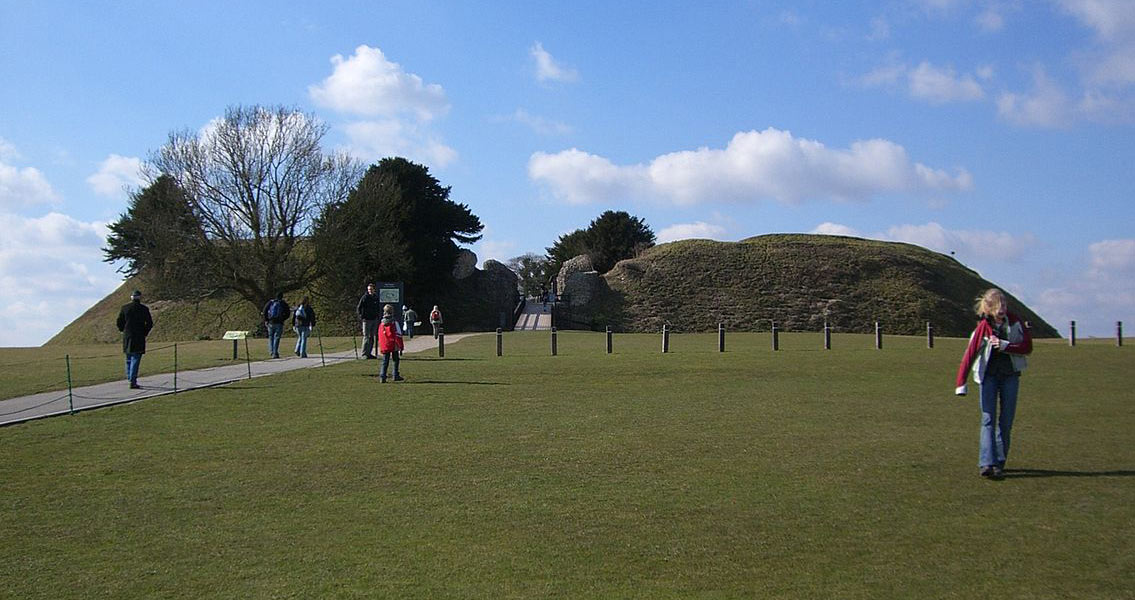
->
[954,288,1033,480]
[263,292,290,359]
[292,296,316,358]
[430,305,443,339]
[378,304,405,383]
[116,289,153,389]
[357,283,382,359]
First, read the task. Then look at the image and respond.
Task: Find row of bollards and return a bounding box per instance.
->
[480,320,1125,357]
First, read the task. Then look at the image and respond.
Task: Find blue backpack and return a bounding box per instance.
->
[267,299,284,320]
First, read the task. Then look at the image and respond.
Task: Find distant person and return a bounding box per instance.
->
[402,305,418,339]
[292,296,316,358]
[954,288,1033,479]
[262,292,290,359]
[378,304,405,383]
[357,283,382,359]
[430,305,443,339]
[115,289,153,389]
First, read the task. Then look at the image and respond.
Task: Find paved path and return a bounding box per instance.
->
[0,333,479,427]
[515,300,553,331]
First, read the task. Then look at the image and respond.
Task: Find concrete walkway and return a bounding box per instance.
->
[515,300,553,331]
[0,333,479,427]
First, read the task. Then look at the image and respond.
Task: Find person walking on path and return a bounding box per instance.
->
[378,304,405,383]
[402,305,418,339]
[954,288,1033,479]
[116,289,153,389]
[263,292,290,359]
[292,296,317,358]
[430,305,443,339]
[357,283,382,359]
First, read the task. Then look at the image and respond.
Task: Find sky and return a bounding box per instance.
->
[2,0,1134,347]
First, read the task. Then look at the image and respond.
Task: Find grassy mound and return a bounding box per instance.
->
[583,234,1058,337]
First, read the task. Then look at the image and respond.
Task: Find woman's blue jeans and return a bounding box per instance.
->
[294,325,311,356]
[979,373,1020,468]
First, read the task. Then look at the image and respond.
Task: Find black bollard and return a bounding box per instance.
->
[662,324,670,353]
[771,321,779,351]
[606,325,612,354]
[1118,321,1124,347]
[438,329,445,358]
[1070,320,1076,347]
[551,327,557,356]
[718,322,725,352]
[927,321,934,349]
[496,327,502,357]
[875,321,883,350]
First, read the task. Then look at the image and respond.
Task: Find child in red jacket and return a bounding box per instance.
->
[378,304,405,383]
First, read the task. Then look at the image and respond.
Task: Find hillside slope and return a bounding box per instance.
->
[568,234,1058,338]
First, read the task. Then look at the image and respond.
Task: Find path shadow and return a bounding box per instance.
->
[1003,468,1135,479]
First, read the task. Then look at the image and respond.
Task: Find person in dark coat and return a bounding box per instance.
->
[116,289,153,389]
[357,283,382,359]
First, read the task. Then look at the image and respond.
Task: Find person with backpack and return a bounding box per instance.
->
[292,296,317,358]
[402,305,418,339]
[378,304,405,383]
[262,292,290,359]
[357,283,382,359]
[430,305,443,339]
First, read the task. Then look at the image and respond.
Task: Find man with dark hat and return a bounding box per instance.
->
[116,289,153,389]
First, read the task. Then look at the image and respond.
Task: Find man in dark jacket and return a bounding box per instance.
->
[263,292,290,359]
[356,283,382,359]
[116,289,153,389]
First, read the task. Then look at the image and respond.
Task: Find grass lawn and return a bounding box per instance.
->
[1,332,1132,598]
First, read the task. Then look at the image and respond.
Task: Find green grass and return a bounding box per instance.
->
[0,336,364,401]
[1,332,1132,598]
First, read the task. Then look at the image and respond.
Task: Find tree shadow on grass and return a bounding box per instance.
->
[1004,468,1135,479]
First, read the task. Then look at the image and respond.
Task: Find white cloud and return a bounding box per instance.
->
[657,221,728,244]
[0,138,19,162]
[309,45,449,120]
[975,7,1005,32]
[475,239,517,265]
[86,154,145,198]
[341,119,457,168]
[859,60,985,103]
[0,159,60,210]
[1089,239,1135,274]
[1056,0,1135,43]
[1033,237,1135,337]
[0,212,120,346]
[909,61,986,103]
[531,42,579,83]
[997,65,1073,127]
[809,221,1036,263]
[529,128,972,206]
[504,109,573,136]
[811,222,861,237]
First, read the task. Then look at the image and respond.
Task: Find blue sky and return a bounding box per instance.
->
[2,0,1133,346]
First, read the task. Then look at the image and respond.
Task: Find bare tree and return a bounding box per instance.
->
[149,105,362,307]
